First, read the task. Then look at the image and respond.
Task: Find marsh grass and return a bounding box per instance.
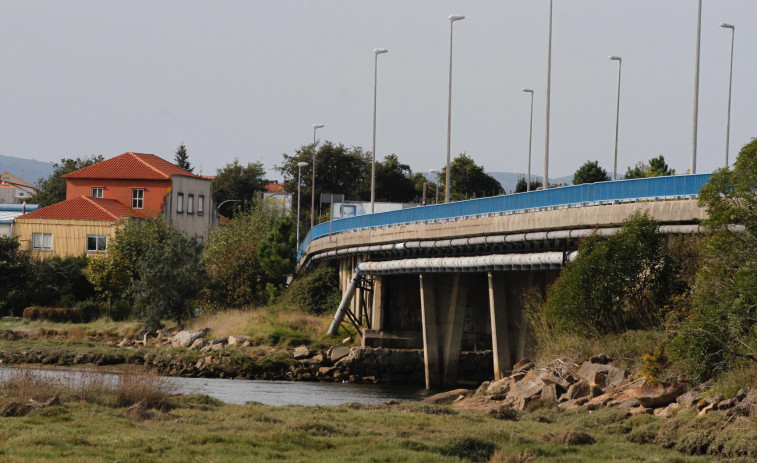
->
[189,308,337,348]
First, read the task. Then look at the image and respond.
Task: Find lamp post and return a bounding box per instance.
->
[691,0,702,174]
[310,123,324,229]
[543,0,553,189]
[430,169,442,204]
[371,48,389,214]
[296,161,308,249]
[521,89,534,191]
[609,56,622,181]
[445,14,465,203]
[720,22,735,167]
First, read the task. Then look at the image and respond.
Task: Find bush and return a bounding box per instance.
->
[22,305,99,323]
[670,138,757,382]
[540,212,673,336]
[279,265,341,314]
[0,236,31,316]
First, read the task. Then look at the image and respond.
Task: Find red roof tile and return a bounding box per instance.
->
[264,181,284,193]
[62,152,197,180]
[17,196,132,221]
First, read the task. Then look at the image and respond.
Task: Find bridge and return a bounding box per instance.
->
[297,174,712,389]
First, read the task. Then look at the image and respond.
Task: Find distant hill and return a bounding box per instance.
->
[0,155,54,186]
[421,171,574,193]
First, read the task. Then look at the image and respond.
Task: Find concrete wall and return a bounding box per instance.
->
[165,175,214,242]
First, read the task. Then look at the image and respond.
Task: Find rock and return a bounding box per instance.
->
[189,338,207,350]
[716,397,738,410]
[422,389,470,405]
[655,402,680,418]
[342,337,352,344]
[541,373,570,390]
[487,377,511,395]
[293,346,310,359]
[637,383,687,409]
[475,381,491,394]
[577,362,628,388]
[318,366,337,377]
[541,383,560,404]
[675,390,701,408]
[227,336,250,346]
[697,402,717,416]
[329,346,351,363]
[563,380,591,402]
[508,370,549,405]
[300,354,323,366]
[590,353,613,365]
[512,358,534,373]
[170,329,208,348]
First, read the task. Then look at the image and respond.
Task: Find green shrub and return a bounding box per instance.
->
[279,265,340,314]
[670,138,757,382]
[21,305,99,323]
[540,212,673,336]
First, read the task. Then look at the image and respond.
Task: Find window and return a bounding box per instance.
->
[86,235,107,252]
[187,194,194,214]
[32,233,52,251]
[197,195,204,215]
[177,193,184,213]
[132,189,144,209]
[92,187,103,198]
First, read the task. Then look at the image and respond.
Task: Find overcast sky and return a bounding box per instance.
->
[1,1,754,180]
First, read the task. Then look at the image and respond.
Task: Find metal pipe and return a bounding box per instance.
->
[328,268,362,335]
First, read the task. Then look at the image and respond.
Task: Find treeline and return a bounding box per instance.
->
[529,138,757,384]
[0,201,339,331]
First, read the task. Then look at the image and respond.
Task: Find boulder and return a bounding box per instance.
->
[655,402,680,418]
[577,362,627,388]
[590,353,612,365]
[170,329,207,348]
[637,383,687,409]
[486,377,511,395]
[541,373,570,390]
[541,383,560,404]
[329,346,351,363]
[563,380,591,401]
[512,358,534,373]
[228,336,250,346]
[628,406,653,417]
[558,397,589,410]
[189,338,207,350]
[293,346,310,359]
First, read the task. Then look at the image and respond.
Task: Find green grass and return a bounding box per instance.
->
[0,391,724,462]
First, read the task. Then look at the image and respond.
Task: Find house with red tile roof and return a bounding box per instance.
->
[14,152,215,256]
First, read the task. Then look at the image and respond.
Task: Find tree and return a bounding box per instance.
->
[515,177,543,193]
[30,156,104,207]
[258,216,297,280]
[131,222,205,330]
[174,144,194,173]
[624,155,675,179]
[277,141,371,224]
[0,236,30,316]
[670,138,757,381]
[411,172,439,204]
[212,159,267,217]
[448,154,503,200]
[201,202,287,310]
[572,160,610,185]
[374,154,418,203]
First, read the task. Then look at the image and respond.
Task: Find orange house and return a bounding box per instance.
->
[15,152,215,256]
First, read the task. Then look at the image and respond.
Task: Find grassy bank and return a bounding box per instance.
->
[0,369,718,462]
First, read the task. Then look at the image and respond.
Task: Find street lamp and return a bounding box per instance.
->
[609,56,622,181]
[691,0,702,174]
[521,89,534,191]
[430,169,442,204]
[720,22,735,167]
[371,48,389,214]
[311,123,324,229]
[296,161,308,250]
[543,0,553,189]
[445,14,465,203]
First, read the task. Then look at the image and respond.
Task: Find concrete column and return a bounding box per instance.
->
[488,272,510,380]
[441,274,468,388]
[419,274,440,389]
[515,272,534,362]
[371,275,384,330]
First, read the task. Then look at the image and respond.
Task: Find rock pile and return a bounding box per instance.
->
[467,355,757,419]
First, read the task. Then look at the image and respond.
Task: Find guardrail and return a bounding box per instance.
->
[299,174,712,257]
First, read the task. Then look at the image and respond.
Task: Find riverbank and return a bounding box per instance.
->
[0,368,718,462]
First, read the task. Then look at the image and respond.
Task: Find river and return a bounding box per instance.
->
[0,366,434,406]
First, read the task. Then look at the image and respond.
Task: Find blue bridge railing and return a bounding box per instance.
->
[299,174,711,257]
